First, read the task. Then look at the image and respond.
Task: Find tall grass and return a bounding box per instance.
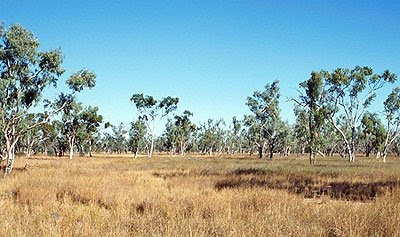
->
[0,154,399,236]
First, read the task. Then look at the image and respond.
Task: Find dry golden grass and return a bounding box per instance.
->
[1,154,400,236]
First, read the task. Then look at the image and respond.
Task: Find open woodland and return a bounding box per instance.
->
[1,11,400,237]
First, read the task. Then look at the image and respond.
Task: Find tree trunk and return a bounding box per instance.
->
[89,140,93,157]
[310,135,316,165]
[348,145,354,162]
[382,147,388,163]
[148,135,154,158]
[309,151,316,165]
[26,147,32,158]
[383,152,387,163]
[350,126,356,162]
[258,144,263,159]
[44,143,48,156]
[365,144,371,157]
[26,136,32,158]
[69,136,75,160]
[329,116,354,162]
[5,148,15,175]
[69,146,73,160]
[4,131,20,175]
[269,143,274,160]
[381,131,400,163]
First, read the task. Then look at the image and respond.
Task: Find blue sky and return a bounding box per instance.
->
[1,0,399,128]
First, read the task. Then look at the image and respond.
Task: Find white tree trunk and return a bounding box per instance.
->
[4,129,20,175]
[148,136,154,158]
[69,136,75,160]
[329,116,355,162]
[5,148,15,175]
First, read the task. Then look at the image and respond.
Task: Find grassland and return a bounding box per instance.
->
[1,154,400,236]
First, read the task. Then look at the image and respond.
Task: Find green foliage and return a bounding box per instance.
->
[298,71,327,164]
[246,80,280,123]
[381,87,400,159]
[323,66,396,162]
[111,123,128,154]
[131,94,179,122]
[66,69,96,92]
[1,24,64,109]
[80,106,103,134]
[361,112,386,152]
[130,93,179,157]
[246,80,282,159]
[384,87,400,122]
[293,106,308,154]
[129,119,147,156]
[197,119,226,155]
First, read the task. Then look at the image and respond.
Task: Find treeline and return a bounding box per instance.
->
[1,23,400,175]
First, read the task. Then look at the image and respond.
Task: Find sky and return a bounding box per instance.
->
[1,0,399,128]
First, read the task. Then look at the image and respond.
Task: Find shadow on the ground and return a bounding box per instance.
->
[215,170,400,201]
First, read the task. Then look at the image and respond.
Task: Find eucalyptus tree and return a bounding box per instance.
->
[246,80,281,159]
[61,101,83,159]
[238,127,250,155]
[243,115,258,156]
[319,120,341,157]
[61,99,97,159]
[128,118,147,158]
[38,120,58,155]
[361,112,386,158]
[294,71,327,164]
[0,24,96,174]
[163,119,179,155]
[293,106,308,155]
[20,113,41,157]
[278,121,295,156]
[75,126,89,156]
[130,94,179,158]
[110,123,128,154]
[198,119,226,155]
[62,70,96,159]
[380,87,400,162]
[100,132,113,153]
[267,118,284,159]
[228,116,243,154]
[324,66,396,162]
[173,110,196,155]
[52,120,67,156]
[79,106,103,157]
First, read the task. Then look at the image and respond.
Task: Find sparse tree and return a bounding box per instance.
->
[112,123,128,154]
[128,118,147,158]
[80,106,103,157]
[295,71,326,165]
[0,24,95,174]
[324,66,396,162]
[61,102,83,160]
[198,119,226,155]
[293,106,308,155]
[246,80,281,159]
[381,87,400,162]
[130,94,179,158]
[173,110,196,155]
[361,112,386,158]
